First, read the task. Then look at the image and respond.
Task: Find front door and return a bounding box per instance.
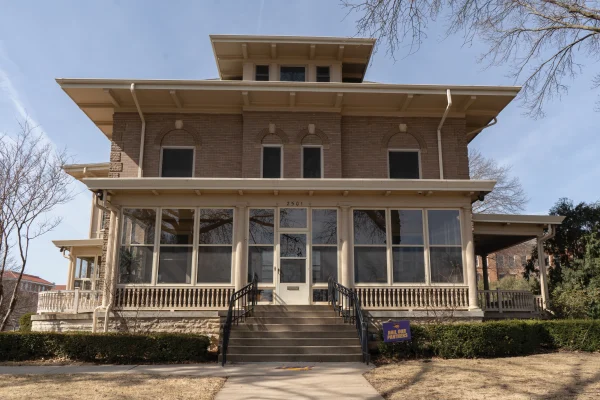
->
[276,208,310,304]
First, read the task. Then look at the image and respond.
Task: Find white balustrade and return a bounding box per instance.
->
[355,286,470,310]
[478,289,540,313]
[113,286,234,310]
[37,290,102,314]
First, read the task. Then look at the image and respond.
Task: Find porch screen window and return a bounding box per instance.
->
[161,148,194,177]
[255,65,269,81]
[262,146,282,178]
[391,210,425,283]
[428,210,464,283]
[312,209,337,283]
[280,233,307,283]
[158,209,194,284]
[280,66,306,82]
[119,208,156,284]
[197,209,234,283]
[74,256,97,290]
[389,151,420,179]
[316,66,330,82]
[302,147,322,178]
[248,209,275,283]
[353,210,387,283]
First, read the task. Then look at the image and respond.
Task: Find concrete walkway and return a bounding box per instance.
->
[0,362,383,399]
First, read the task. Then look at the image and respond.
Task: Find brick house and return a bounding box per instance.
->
[33,35,563,360]
[1,272,54,330]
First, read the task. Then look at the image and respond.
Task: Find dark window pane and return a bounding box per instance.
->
[280,208,307,229]
[312,209,337,245]
[160,209,195,245]
[197,247,232,283]
[312,246,337,283]
[161,148,194,177]
[428,210,462,245]
[158,247,192,284]
[248,246,274,283]
[280,234,306,258]
[354,247,387,283]
[258,289,273,302]
[249,209,274,244]
[122,209,156,245]
[316,66,330,82]
[119,246,153,284]
[393,247,425,283]
[354,210,387,245]
[262,147,281,178]
[391,210,424,245]
[280,66,305,82]
[430,247,464,283]
[313,289,329,302]
[199,209,233,244]
[256,65,269,81]
[280,259,306,283]
[303,147,322,178]
[389,151,420,179]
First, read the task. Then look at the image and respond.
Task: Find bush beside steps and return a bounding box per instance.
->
[0,332,210,363]
[378,320,600,359]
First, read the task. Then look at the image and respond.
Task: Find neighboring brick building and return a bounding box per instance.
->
[1,272,54,330]
[34,35,563,338]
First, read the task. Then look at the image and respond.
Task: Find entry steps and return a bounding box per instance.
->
[219,305,362,362]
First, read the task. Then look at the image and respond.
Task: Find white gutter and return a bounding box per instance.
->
[437,89,452,179]
[131,83,146,178]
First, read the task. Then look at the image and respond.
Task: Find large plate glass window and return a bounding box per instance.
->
[74,256,98,290]
[302,146,322,178]
[119,208,156,284]
[161,147,194,177]
[248,209,275,283]
[262,146,282,178]
[391,210,425,283]
[353,210,387,283]
[280,66,306,82]
[312,209,337,301]
[428,210,463,283]
[198,209,234,283]
[389,150,420,179]
[158,209,194,284]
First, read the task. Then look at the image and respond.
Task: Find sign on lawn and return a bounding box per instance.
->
[383,320,411,343]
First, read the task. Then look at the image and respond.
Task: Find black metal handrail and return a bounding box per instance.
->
[221,274,258,366]
[328,277,370,364]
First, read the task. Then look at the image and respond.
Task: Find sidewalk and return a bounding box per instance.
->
[0,362,383,400]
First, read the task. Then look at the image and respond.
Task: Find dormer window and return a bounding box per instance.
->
[255,65,269,81]
[280,66,305,82]
[316,66,330,82]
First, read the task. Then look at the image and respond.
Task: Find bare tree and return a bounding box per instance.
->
[343,0,600,116]
[469,148,528,213]
[0,121,73,330]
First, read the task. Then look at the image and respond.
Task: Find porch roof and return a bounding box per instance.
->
[473,213,565,255]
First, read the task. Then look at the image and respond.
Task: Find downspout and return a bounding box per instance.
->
[437,89,452,179]
[131,83,146,178]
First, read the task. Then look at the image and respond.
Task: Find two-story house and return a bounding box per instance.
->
[33,35,563,360]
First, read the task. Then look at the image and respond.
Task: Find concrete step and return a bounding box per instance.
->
[231,324,356,332]
[251,311,335,317]
[254,305,332,312]
[227,345,361,355]
[246,317,345,325]
[230,330,358,339]
[220,354,364,363]
[228,337,359,346]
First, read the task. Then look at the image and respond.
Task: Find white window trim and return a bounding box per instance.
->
[301,145,324,178]
[279,65,307,82]
[159,146,196,178]
[387,149,422,179]
[261,144,283,178]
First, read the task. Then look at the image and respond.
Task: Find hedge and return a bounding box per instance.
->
[18,313,34,332]
[378,320,600,359]
[0,332,210,363]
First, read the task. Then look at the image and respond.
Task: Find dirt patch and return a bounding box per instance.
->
[365,352,600,399]
[0,374,226,400]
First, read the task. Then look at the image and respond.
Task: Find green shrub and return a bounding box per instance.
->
[18,313,34,332]
[378,320,600,359]
[0,332,210,363]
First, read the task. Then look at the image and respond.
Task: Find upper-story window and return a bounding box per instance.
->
[262,145,282,178]
[388,150,420,179]
[161,147,194,177]
[255,65,269,81]
[280,66,305,82]
[316,66,330,82]
[302,146,322,178]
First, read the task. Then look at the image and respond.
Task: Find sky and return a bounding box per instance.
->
[0,0,598,284]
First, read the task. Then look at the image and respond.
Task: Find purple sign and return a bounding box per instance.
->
[383,320,411,343]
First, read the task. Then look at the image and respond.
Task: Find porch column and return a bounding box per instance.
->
[481,254,490,291]
[537,236,550,309]
[339,205,352,288]
[463,207,479,310]
[66,251,76,290]
[234,204,248,291]
[102,209,118,307]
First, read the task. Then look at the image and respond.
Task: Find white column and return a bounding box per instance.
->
[234,204,248,291]
[463,207,480,310]
[67,252,76,290]
[537,237,550,310]
[102,210,117,307]
[340,205,352,288]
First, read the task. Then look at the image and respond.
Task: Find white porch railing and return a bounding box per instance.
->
[478,289,541,313]
[355,287,470,310]
[37,290,103,314]
[113,286,234,310]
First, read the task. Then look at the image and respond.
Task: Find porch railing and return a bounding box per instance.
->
[355,286,470,310]
[478,289,541,313]
[37,289,102,314]
[113,286,234,310]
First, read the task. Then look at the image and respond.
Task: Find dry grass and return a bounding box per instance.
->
[0,374,226,400]
[365,352,600,399]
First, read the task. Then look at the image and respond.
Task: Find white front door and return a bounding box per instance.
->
[276,208,310,305]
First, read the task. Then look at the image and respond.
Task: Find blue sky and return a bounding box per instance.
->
[0,0,598,284]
